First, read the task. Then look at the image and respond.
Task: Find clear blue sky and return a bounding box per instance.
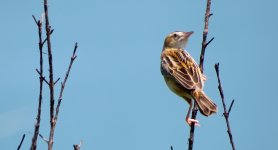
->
[1,0,277,149]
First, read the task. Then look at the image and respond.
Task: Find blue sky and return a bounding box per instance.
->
[1,0,277,149]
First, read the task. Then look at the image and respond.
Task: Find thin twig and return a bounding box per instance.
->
[33,1,78,149]
[31,15,44,150]
[48,42,78,149]
[73,145,80,150]
[73,140,83,150]
[54,43,78,122]
[42,29,54,46]
[54,77,60,85]
[228,99,235,115]
[39,133,49,144]
[32,15,39,25]
[42,0,55,149]
[188,0,213,149]
[214,63,236,150]
[170,146,173,150]
[188,102,198,150]
[36,69,50,85]
[205,37,214,48]
[199,0,213,73]
[17,134,25,150]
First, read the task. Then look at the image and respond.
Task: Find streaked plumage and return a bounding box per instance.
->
[160,31,217,126]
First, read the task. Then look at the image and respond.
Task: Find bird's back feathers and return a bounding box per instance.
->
[161,48,204,90]
[161,48,217,116]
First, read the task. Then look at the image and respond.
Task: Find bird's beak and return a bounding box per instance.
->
[184,31,194,37]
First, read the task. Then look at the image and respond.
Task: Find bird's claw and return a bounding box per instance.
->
[186,118,200,126]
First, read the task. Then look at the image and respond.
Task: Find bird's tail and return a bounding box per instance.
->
[192,90,217,116]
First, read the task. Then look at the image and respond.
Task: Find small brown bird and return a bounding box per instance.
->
[160,31,217,126]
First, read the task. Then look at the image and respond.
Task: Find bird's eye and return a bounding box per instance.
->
[173,33,178,38]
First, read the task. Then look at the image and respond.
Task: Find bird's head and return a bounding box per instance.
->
[163,31,194,49]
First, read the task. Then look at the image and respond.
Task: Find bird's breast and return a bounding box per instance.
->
[164,76,192,100]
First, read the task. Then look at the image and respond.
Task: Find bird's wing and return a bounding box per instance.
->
[161,48,203,90]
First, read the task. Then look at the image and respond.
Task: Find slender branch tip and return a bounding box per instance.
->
[228,99,235,114]
[206,37,215,47]
[54,78,61,85]
[17,134,26,150]
[32,15,38,25]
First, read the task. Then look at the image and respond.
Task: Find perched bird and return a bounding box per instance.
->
[160,31,217,126]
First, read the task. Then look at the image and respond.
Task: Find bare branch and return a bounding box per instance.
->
[73,140,83,150]
[32,1,78,150]
[41,1,56,149]
[73,145,80,150]
[199,0,213,73]
[214,63,236,150]
[188,102,198,150]
[36,69,50,85]
[54,43,78,123]
[54,77,60,85]
[208,13,213,18]
[188,0,213,149]
[205,37,214,48]
[170,146,173,150]
[31,14,45,150]
[42,29,54,46]
[17,134,25,150]
[48,42,78,150]
[72,42,78,57]
[228,99,235,115]
[32,15,39,25]
[39,133,49,144]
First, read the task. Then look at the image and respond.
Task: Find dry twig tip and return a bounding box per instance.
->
[214,63,236,150]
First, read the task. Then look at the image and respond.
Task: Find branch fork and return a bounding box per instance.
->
[30,2,78,149]
[214,63,236,150]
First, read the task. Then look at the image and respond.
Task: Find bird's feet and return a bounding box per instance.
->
[186,118,200,126]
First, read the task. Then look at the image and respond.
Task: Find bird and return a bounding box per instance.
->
[160,31,217,126]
